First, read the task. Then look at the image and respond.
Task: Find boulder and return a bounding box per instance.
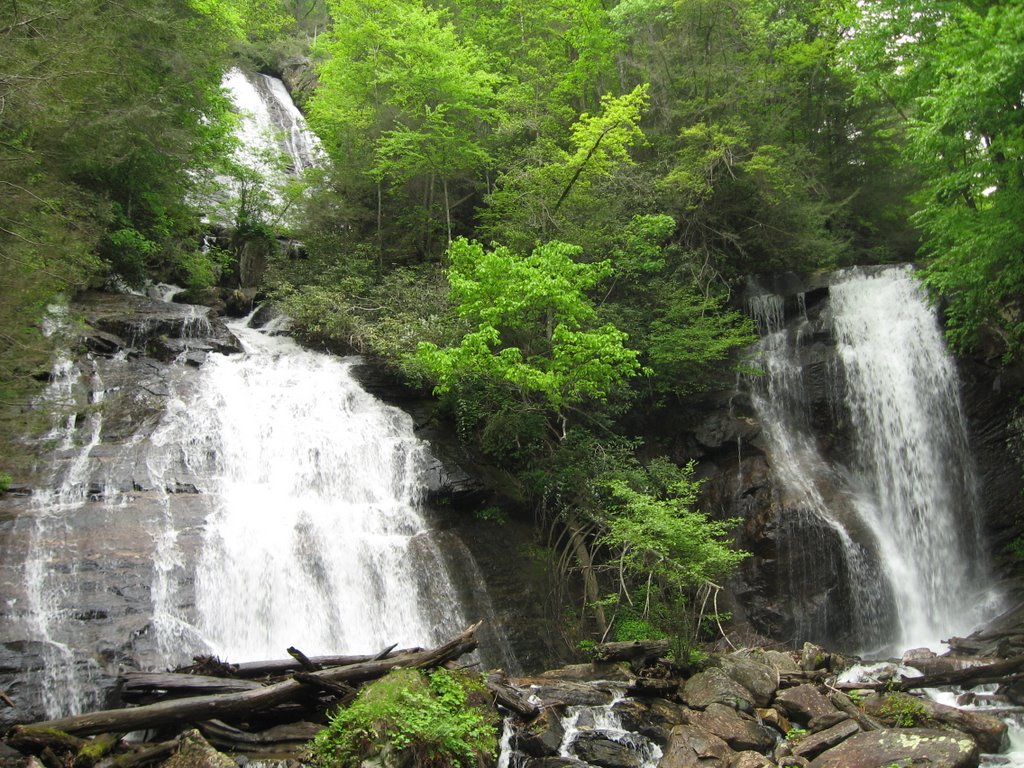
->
[772,685,838,727]
[688,703,776,753]
[809,728,979,768]
[729,752,775,768]
[613,698,690,746]
[660,725,735,768]
[536,663,632,683]
[570,733,644,768]
[861,692,1007,753]
[681,668,756,713]
[515,709,565,757]
[715,655,779,707]
[523,759,588,768]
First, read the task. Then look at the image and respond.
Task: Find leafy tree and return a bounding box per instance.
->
[311,0,498,256]
[417,237,643,441]
[481,85,650,251]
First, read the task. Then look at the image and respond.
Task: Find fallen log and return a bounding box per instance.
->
[835,654,1024,692]
[26,622,481,737]
[222,646,414,678]
[197,719,321,752]
[592,640,670,665]
[486,674,539,720]
[94,739,179,768]
[121,672,263,699]
[6,725,85,755]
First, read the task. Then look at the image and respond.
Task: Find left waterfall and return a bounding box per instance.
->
[0,70,485,724]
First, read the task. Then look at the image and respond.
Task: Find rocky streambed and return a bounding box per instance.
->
[3,628,1024,768]
[500,637,1022,768]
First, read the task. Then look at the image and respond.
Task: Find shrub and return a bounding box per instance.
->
[307,668,499,768]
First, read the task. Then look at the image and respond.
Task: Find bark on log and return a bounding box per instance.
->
[224,647,416,678]
[197,719,321,751]
[593,640,670,664]
[835,654,1024,692]
[27,623,481,737]
[6,725,85,754]
[121,673,263,698]
[94,740,179,768]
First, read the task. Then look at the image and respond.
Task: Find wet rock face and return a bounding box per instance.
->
[0,292,234,728]
[0,290,563,728]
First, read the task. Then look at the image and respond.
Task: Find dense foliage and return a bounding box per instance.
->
[307,668,498,768]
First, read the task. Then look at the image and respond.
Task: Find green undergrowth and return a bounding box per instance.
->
[307,668,499,768]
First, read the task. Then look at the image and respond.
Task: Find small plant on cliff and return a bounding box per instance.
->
[307,668,499,768]
[0,473,10,494]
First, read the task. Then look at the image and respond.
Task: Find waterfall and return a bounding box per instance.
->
[747,293,895,652]
[9,310,487,720]
[830,266,995,650]
[221,68,323,177]
[747,266,998,653]
[187,322,468,658]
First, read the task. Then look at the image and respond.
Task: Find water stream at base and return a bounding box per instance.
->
[747,266,999,654]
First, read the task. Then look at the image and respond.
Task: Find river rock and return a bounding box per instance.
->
[729,752,774,768]
[861,692,1007,753]
[687,703,776,753]
[523,759,588,768]
[514,709,565,758]
[535,663,632,683]
[681,668,756,713]
[570,732,643,768]
[613,698,690,745]
[772,685,838,727]
[808,728,979,768]
[660,724,735,768]
[715,654,779,707]
[790,719,860,760]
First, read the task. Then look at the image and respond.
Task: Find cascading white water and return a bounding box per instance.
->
[747,294,894,650]
[184,322,468,659]
[747,266,999,653]
[830,266,996,650]
[13,311,483,719]
[222,68,323,175]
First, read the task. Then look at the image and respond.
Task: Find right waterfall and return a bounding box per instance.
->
[747,265,1001,654]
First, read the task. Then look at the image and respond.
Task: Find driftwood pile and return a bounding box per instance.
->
[2,623,488,768]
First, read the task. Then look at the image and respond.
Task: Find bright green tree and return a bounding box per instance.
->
[417,237,643,441]
[847,0,1024,359]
